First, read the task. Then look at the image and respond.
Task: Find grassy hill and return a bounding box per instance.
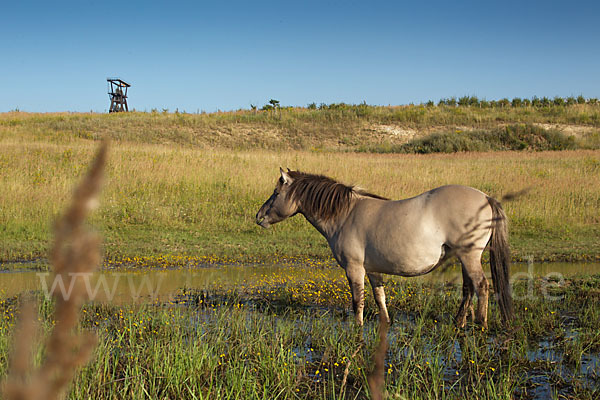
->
[2,102,599,152]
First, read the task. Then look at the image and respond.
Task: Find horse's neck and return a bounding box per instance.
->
[299,200,353,240]
[300,212,331,238]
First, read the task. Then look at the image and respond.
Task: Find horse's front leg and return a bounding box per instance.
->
[345,263,366,326]
[368,272,390,324]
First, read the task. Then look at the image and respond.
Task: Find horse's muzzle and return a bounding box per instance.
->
[257,219,270,228]
[255,212,270,228]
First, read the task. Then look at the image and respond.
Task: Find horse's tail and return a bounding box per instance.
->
[487,197,515,324]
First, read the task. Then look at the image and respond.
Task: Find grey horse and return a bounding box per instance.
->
[256,169,514,328]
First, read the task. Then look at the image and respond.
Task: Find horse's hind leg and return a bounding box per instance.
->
[455,267,475,328]
[367,273,390,324]
[458,252,489,329]
[345,263,366,326]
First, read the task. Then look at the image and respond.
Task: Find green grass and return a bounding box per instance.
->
[1,272,599,399]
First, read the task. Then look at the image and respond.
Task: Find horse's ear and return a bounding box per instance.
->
[279,167,292,184]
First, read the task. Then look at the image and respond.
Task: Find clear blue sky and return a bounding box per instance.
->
[2,0,599,113]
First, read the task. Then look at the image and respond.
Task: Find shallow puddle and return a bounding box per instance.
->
[0,261,598,303]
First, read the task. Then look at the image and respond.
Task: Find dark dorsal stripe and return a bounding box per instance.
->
[286,171,388,221]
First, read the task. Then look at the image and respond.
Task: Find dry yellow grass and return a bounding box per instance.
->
[0,138,598,261]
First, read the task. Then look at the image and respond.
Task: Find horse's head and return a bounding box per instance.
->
[255,168,299,228]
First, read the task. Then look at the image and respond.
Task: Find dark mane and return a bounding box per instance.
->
[287,171,388,221]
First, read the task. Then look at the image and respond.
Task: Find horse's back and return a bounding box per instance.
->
[375,184,491,236]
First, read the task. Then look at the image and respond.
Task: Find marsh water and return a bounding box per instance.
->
[0,261,599,303]
[1,260,599,398]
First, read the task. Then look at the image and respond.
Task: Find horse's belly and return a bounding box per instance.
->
[364,241,444,277]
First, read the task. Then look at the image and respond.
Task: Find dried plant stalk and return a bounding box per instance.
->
[367,316,389,400]
[2,142,107,400]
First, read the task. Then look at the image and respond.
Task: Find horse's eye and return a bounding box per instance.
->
[279,177,284,184]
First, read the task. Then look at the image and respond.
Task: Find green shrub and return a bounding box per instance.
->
[362,124,580,154]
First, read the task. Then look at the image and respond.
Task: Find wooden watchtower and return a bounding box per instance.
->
[107,78,131,112]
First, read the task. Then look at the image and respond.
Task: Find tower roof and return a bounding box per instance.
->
[106,78,131,87]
